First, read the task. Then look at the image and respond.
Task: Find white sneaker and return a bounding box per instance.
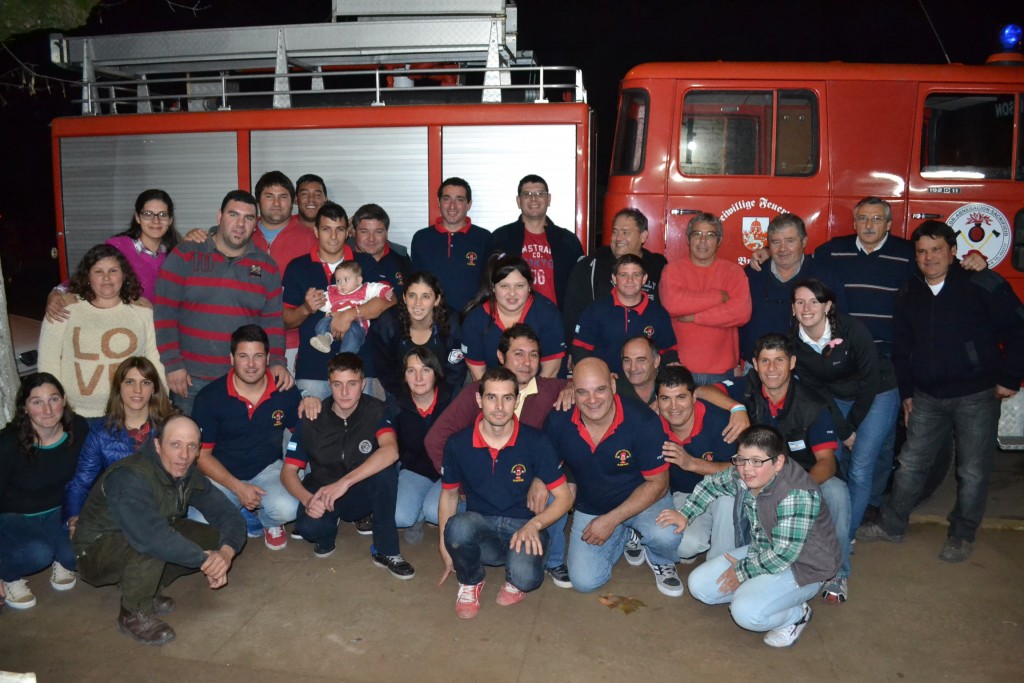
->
[624,528,645,566]
[2,579,37,609]
[763,602,813,647]
[310,333,334,353]
[50,561,77,591]
[644,551,684,597]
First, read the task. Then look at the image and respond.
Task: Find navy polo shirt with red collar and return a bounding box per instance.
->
[192,370,301,480]
[411,218,491,313]
[573,290,678,373]
[544,394,668,516]
[442,415,565,520]
[462,296,565,370]
[353,242,411,297]
[660,399,736,494]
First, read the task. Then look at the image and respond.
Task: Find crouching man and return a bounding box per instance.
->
[438,368,573,618]
[658,426,839,648]
[72,415,246,645]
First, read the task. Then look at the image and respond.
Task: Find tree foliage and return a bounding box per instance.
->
[0,0,102,43]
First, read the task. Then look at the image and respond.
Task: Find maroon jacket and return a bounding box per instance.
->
[425,377,568,472]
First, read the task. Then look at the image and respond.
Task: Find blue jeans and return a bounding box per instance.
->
[313,316,366,354]
[444,512,547,591]
[880,388,999,542]
[395,468,437,528]
[710,482,849,578]
[421,479,465,526]
[673,492,736,561]
[568,494,679,593]
[294,465,401,555]
[0,509,76,581]
[835,388,899,535]
[190,460,298,529]
[819,478,851,579]
[693,370,736,386]
[688,544,821,632]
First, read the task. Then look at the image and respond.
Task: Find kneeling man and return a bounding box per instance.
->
[73,415,245,645]
[438,367,573,618]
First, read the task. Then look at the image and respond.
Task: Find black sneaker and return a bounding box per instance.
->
[545,564,572,589]
[372,550,416,580]
[313,542,336,559]
[354,514,374,535]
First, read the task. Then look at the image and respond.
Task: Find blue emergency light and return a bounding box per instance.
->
[999,24,1022,52]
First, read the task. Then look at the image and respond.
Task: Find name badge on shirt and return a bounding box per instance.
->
[788,439,807,451]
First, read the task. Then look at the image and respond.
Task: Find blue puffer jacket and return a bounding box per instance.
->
[65,419,149,518]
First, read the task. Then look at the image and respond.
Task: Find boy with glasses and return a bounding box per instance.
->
[657,425,839,648]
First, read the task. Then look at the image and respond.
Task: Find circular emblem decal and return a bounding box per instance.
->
[947,203,1011,267]
[358,439,373,454]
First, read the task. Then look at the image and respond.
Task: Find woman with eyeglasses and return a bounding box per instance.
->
[460,254,565,380]
[790,278,899,603]
[46,189,181,321]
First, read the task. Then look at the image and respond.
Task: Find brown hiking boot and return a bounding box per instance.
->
[153,594,176,616]
[118,605,176,645]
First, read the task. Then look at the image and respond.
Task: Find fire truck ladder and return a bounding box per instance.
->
[48,0,585,115]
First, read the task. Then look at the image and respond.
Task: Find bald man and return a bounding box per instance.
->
[543,359,684,597]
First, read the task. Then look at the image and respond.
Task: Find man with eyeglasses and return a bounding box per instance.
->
[411,177,490,313]
[707,333,852,603]
[657,426,839,648]
[660,212,752,385]
[563,207,668,344]
[813,197,986,518]
[488,174,584,309]
[155,190,293,415]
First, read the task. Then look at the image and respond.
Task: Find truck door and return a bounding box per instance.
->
[909,86,1024,291]
[663,83,829,265]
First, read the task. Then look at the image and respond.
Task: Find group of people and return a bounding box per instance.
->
[2,171,1021,650]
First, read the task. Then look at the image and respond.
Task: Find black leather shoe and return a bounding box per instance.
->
[118,606,176,645]
[153,594,176,616]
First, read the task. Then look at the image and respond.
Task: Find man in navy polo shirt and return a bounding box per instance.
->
[544,358,684,597]
[438,367,573,619]
[648,366,735,567]
[281,353,414,579]
[410,177,490,313]
[192,324,301,551]
[283,202,393,400]
[350,203,411,296]
[573,254,678,375]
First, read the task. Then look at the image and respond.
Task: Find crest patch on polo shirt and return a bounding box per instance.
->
[359,439,373,454]
[511,464,527,483]
[614,449,632,467]
[249,265,263,278]
[448,349,464,364]
[272,409,284,427]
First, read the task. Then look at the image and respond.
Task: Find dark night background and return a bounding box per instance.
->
[1,0,1020,318]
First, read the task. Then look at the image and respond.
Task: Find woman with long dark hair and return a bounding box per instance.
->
[38,244,165,419]
[460,254,565,380]
[65,357,178,531]
[0,373,88,610]
[790,278,900,604]
[365,271,466,398]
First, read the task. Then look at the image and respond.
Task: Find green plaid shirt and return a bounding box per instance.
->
[679,468,822,581]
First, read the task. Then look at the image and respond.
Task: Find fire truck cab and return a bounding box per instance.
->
[605,60,1024,292]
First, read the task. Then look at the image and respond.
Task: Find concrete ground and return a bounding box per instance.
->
[2,453,1022,683]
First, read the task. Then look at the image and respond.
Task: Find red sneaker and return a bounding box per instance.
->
[496,581,525,607]
[264,525,287,550]
[454,581,485,619]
